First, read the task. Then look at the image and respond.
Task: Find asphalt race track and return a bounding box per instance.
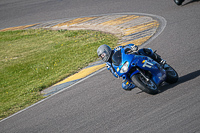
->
[0,0,200,132]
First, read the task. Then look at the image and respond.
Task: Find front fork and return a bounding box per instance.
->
[122,68,150,84]
[135,68,150,82]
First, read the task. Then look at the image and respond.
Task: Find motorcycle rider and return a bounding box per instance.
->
[97,44,166,91]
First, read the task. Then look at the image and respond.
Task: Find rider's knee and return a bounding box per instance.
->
[122,81,134,91]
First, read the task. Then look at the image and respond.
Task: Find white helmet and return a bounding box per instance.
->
[97,44,112,62]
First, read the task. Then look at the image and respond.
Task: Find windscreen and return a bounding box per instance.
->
[112,50,122,66]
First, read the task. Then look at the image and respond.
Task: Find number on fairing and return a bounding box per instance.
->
[142,60,153,68]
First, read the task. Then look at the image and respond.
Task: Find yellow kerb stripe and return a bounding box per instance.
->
[53,64,105,86]
[121,36,151,46]
[100,15,140,26]
[0,24,39,32]
[123,20,159,36]
[53,17,98,27]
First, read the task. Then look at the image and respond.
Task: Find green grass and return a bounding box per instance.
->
[0,29,119,120]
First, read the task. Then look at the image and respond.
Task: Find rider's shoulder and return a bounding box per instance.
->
[124,44,136,48]
[114,44,136,51]
[127,43,135,46]
[114,46,122,52]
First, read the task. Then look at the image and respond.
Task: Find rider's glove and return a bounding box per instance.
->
[131,45,138,51]
[106,63,119,78]
[114,72,119,79]
[106,64,111,70]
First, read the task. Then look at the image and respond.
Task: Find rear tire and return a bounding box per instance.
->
[131,74,158,95]
[164,64,179,84]
[174,0,184,5]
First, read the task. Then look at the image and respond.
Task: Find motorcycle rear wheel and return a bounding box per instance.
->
[174,0,184,5]
[131,73,158,95]
[164,64,179,84]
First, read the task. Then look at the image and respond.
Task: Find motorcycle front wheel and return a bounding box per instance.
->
[131,73,158,95]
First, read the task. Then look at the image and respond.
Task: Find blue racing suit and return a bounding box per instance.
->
[105,44,136,90]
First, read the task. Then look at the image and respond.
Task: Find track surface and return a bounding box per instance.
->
[1,0,200,132]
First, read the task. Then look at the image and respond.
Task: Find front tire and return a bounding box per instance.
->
[131,73,158,95]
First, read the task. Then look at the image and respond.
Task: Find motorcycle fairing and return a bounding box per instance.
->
[112,48,166,86]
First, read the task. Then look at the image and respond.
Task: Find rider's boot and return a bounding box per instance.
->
[122,80,135,91]
[138,48,166,67]
[151,52,166,67]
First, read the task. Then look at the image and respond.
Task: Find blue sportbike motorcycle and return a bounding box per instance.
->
[112,46,179,94]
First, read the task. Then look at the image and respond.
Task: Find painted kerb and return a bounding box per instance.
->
[0,13,166,96]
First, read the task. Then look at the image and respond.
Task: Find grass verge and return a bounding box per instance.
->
[0,29,119,120]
